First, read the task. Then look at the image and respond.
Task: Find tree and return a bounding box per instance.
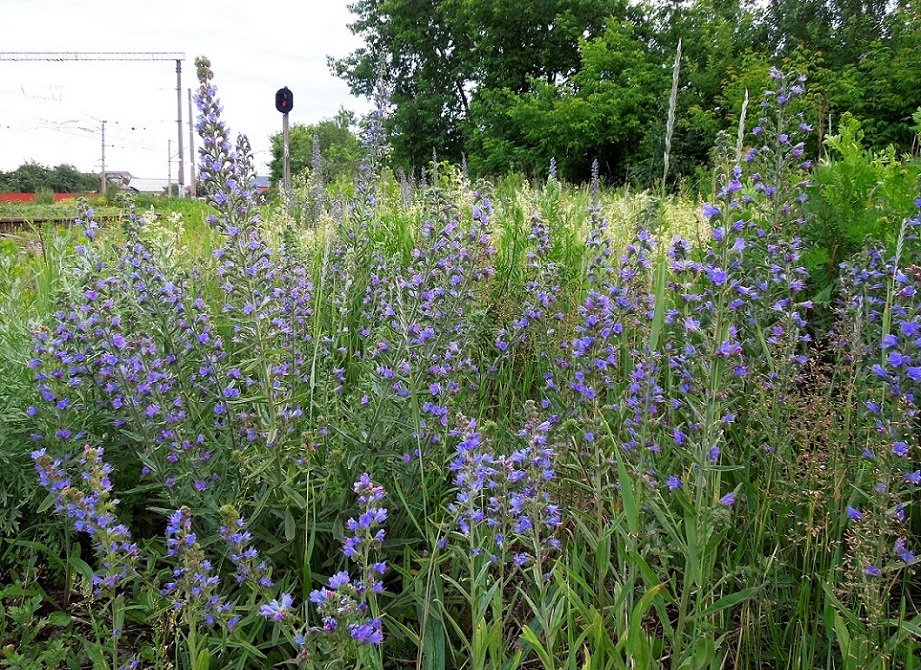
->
[851,5,921,151]
[49,163,100,193]
[761,0,921,155]
[268,109,362,186]
[331,0,921,184]
[468,18,667,182]
[330,0,614,170]
[330,0,473,168]
[0,162,98,193]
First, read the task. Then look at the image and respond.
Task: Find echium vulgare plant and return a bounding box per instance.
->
[560,162,658,437]
[552,161,667,561]
[24,57,337,666]
[195,55,310,487]
[331,184,496,533]
[162,506,238,657]
[735,69,813,446]
[319,74,391,423]
[575,69,816,669]
[32,445,140,669]
[27,199,234,508]
[258,474,389,670]
[657,69,812,518]
[831,205,920,637]
[437,405,561,670]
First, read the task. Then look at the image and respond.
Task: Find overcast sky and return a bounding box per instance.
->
[0,0,370,181]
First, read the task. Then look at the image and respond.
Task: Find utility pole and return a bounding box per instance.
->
[168,139,172,196]
[283,111,291,194]
[100,120,106,194]
[175,59,185,196]
[187,88,196,197]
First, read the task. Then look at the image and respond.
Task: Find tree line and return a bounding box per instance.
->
[322,0,920,184]
[0,162,99,193]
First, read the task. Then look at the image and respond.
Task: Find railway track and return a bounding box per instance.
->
[0,213,121,234]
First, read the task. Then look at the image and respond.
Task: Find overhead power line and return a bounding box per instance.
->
[0,51,188,190]
[0,52,184,62]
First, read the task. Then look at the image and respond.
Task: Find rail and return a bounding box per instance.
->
[0,213,122,234]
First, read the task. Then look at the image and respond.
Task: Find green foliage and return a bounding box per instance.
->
[334,0,921,184]
[0,582,74,669]
[469,18,668,182]
[332,0,615,169]
[804,114,921,303]
[0,162,99,194]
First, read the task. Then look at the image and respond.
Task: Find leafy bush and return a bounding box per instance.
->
[803,114,921,306]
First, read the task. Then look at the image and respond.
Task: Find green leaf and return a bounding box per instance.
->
[521,624,554,669]
[36,492,56,514]
[615,457,638,537]
[689,586,761,621]
[683,507,701,588]
[67,555,94,584]
[594,525,613,584]
[46,611,71,627]
[81,639,108,669]
[283,483,307,509]
[676,633,716,670]
[194,646,212,670]
[647,252,668,352]
[832,611,855,670]
[422,595,447,670]
[220,637,267,659]
[883,614,921,653]
[283,508,296,542]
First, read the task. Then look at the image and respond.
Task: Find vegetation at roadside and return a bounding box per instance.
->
[0,49,918,670]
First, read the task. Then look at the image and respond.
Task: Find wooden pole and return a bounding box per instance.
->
[100,120,106,194]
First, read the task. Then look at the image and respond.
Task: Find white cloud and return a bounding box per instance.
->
[0,0,370,180]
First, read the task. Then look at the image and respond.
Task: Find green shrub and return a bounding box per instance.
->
[33,189,54,206]
[804,114,921,307]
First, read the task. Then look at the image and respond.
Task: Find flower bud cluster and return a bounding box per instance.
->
[219,505,274,589]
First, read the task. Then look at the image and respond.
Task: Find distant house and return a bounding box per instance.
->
[104,171,174,195]
[128,178,172,195]
[254,176,270,193]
